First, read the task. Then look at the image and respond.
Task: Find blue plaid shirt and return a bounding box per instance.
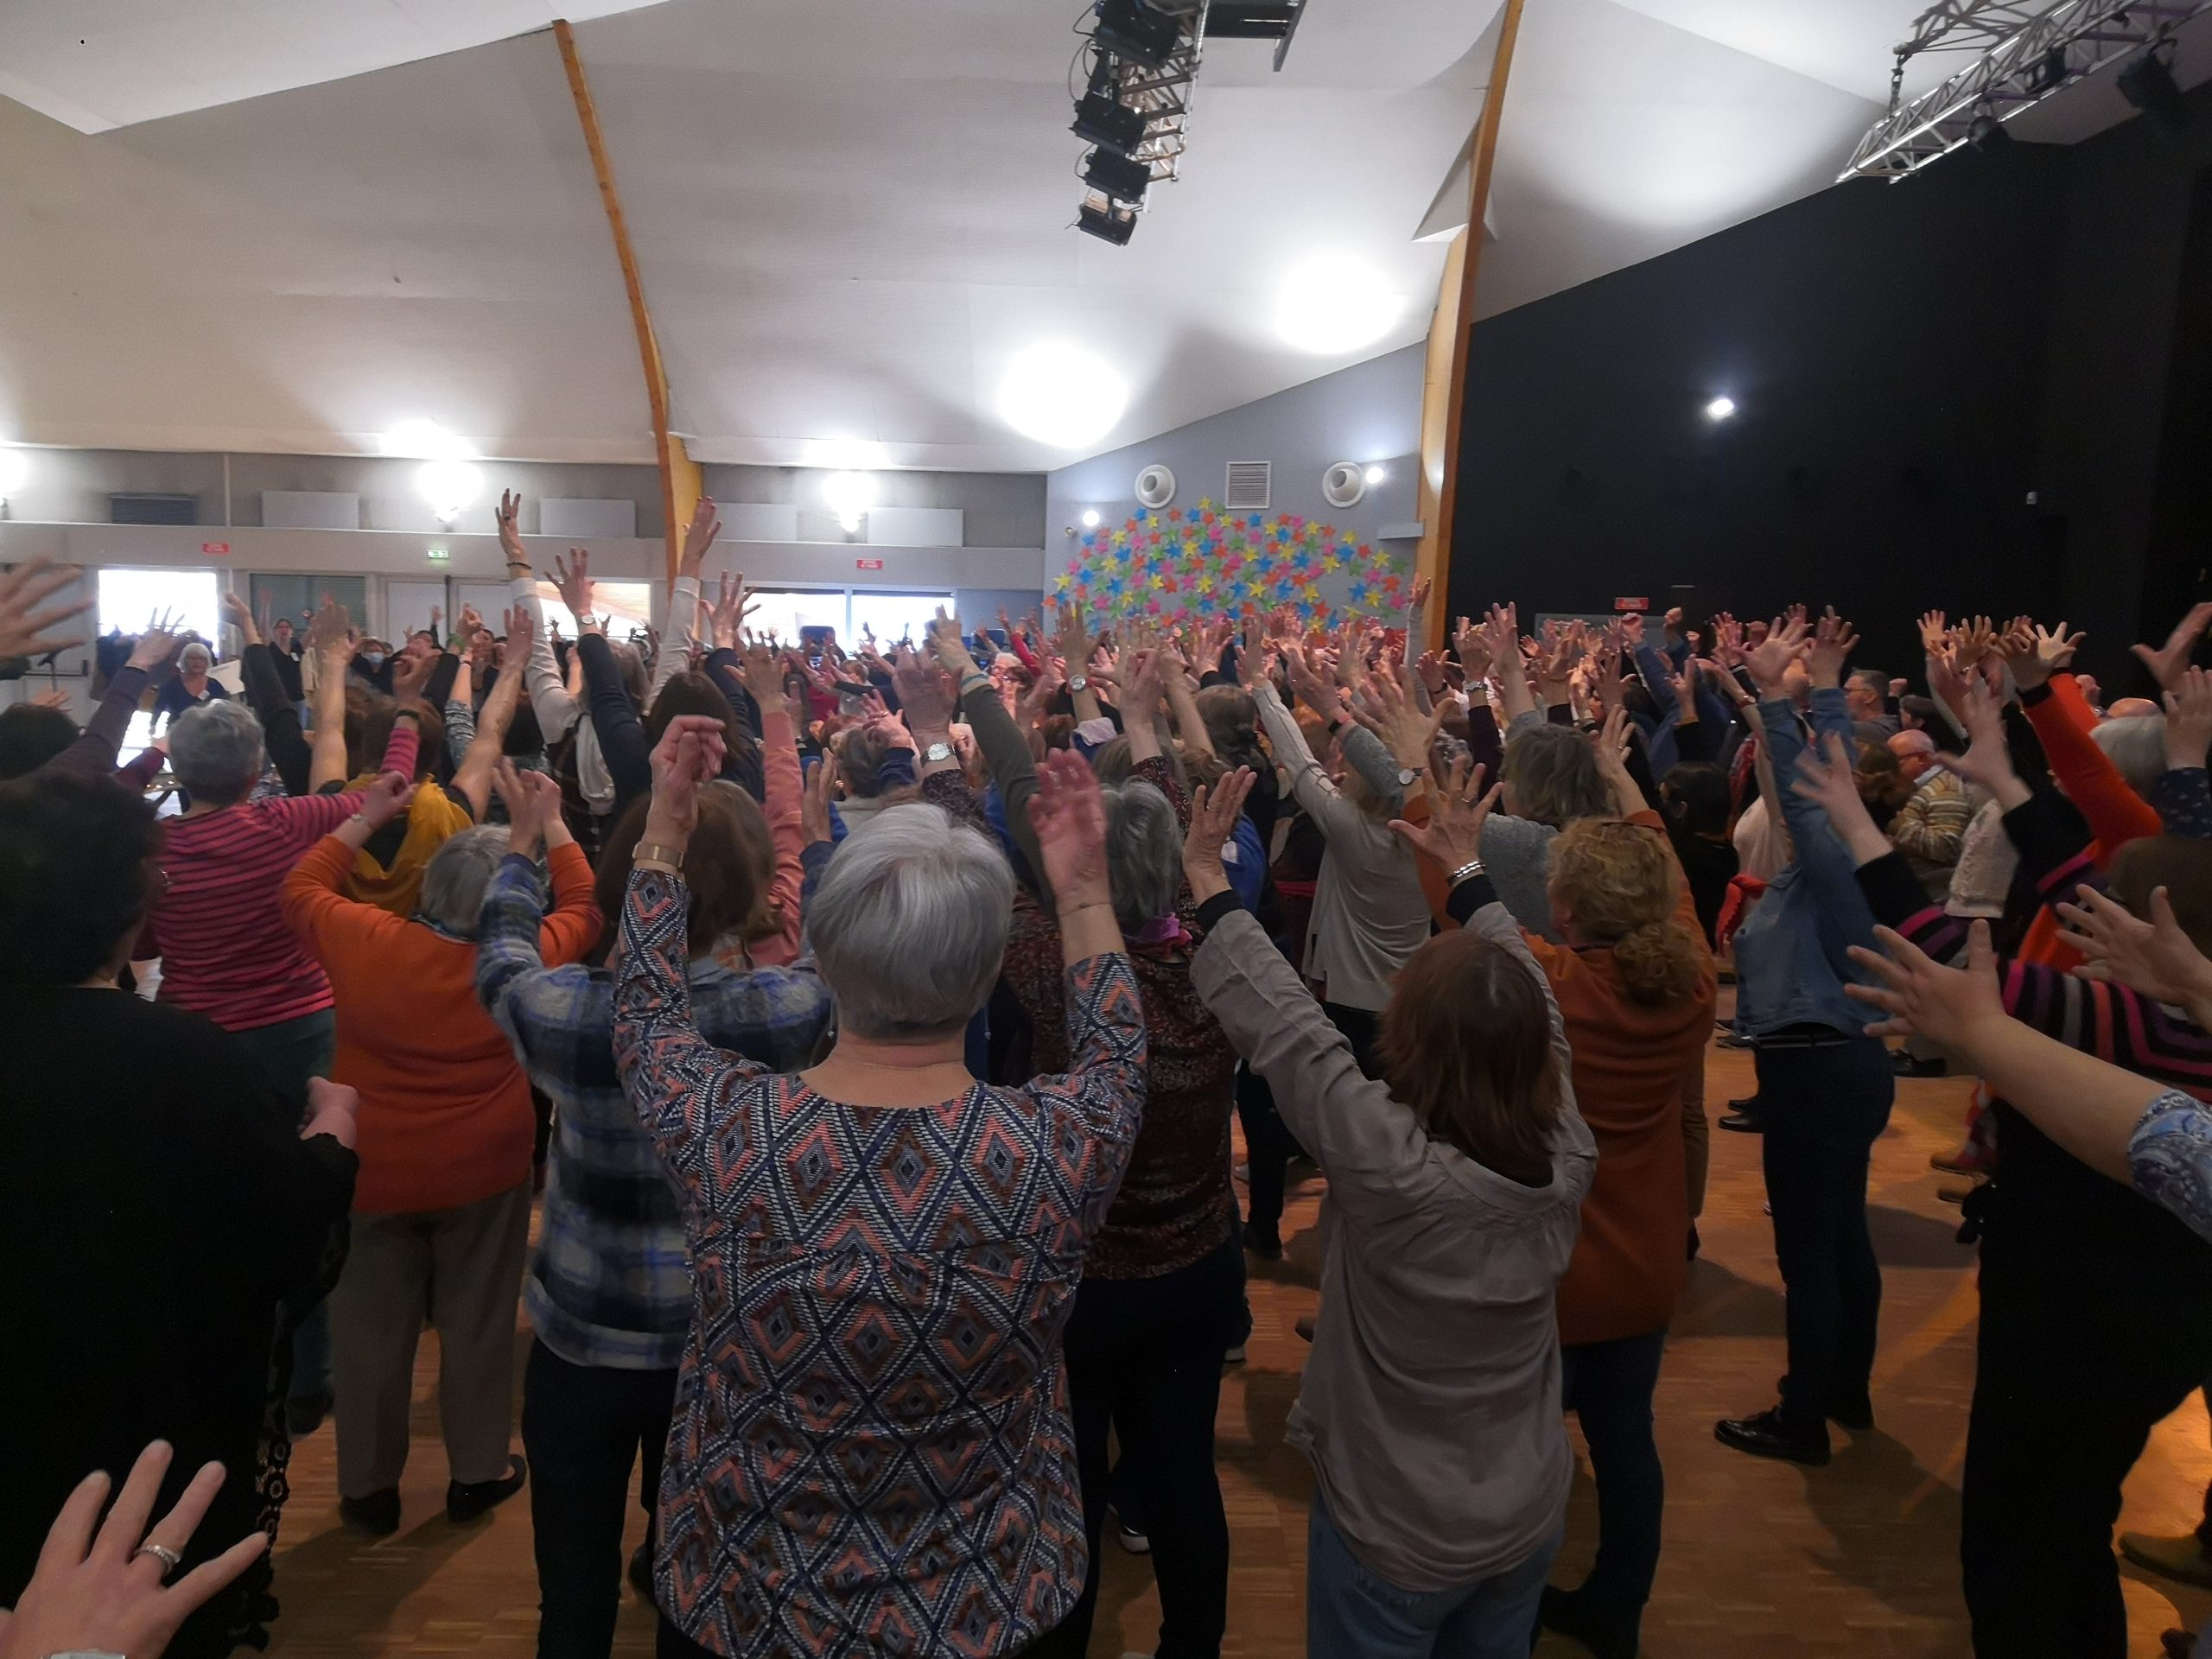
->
[475,854,834,1370]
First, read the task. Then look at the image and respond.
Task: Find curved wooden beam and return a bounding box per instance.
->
[552,18,699,582]
[1415,0,1527,650]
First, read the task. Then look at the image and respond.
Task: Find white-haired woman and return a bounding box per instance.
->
[281,764,601,1538]
[613,717,1147,1659]
[155,639,231,726]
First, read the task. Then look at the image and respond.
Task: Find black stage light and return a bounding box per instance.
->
[2118,44,2192,134]
[1967,111,2013,151]
[1083,146,1152,206]
[1094,0,1180,67]
[2030,45,2069,93]
[1072,89,1147,156]
[1078,201,1138,245]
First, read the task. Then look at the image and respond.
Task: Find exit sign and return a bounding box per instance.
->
[201,541,231,556]
[426,547,450,562]
[855,558,884,571]
[1613,596,1649,612]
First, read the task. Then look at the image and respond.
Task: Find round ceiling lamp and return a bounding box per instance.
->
[0,446,31,500]
[999,344,1128,449]
[417,459,485,526]
[821,470,879,533]
[1274,255,1403,355]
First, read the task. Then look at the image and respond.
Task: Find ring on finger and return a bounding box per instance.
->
[134,1540,183,1579]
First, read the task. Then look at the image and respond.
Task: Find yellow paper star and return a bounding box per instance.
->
[1147,513,1160,530]
[1151,572,1169,590]
[1197,574,1215,594]
[1198,497,1216,512]
[1113,529,1129,547]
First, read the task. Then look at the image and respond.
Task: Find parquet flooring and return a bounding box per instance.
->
[264,1009,2212,1657]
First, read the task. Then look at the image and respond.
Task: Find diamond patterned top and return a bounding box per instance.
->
[612,868,1149,1657]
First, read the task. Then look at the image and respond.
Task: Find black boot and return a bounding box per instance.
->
[1715,1407,1830,1466]
[446,1454,527,1523]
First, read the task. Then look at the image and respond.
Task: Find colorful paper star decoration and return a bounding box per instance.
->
[1056,513,1409,628]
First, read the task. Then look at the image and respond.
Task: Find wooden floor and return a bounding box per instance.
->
[266,1015,2212,1658]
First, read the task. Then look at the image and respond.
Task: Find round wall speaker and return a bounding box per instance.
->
[1322,461,1368,509]
[1135,463,1177,509]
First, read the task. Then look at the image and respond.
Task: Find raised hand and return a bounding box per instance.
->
[1953,615,1999,672]
[1846,921,2009,1046]
[645,714,728,837]
[2165,664,2212,769]
[1808,607,1859,689]
[1183,766,1259,899]
[1351,668,1444,772]
[1028,747,1114,912]
[126,608,183,673]
[495,490,526,566]
[889,645,956,734]
[678,495,721,579]
[1389,755,1497,874]
[495,759,563,854]
[552,549,594,628]
[2055,884,2212,1014]
[0,1441,270,1659]
[0,556,89,661]
[1742,614,1812,696]
[1452,614,1492,680]
[707,570,755,649]
[802,752,841,848]
[739,639,785,708]
[355,769,418,831]
[2132,601,2212,693]
[925,606,982,680]
[1941,679,2024,805]
[220,590,261,650]
[1917,609,1950,658]
[1709,611,1745,666]
[307,594,353,660]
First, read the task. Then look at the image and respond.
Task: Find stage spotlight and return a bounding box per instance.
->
[1705,396,1738,423]
[1072,54,1147,156]
[1077,200,1138,245]
[1967,111,2013,152]
[1083,147,1152,207]
[2119,43,2191,134]
[1094,0,1180,68]
[2031,45,2069,93]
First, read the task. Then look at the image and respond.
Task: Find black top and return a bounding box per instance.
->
[0,988,357,1643]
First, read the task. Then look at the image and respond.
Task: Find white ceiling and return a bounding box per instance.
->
[0,0,2201,472]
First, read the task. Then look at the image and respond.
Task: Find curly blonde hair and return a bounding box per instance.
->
[1547,817,1707,1005]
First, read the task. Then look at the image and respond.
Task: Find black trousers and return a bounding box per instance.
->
[1233,1063,1300,1233]
[1962,1225,2212,1657]
[1754,1039,1891,1433]
[1035,1237,1243,1659]
[1322,1001,1383,1081]
[1560,1329,1669,1636]
[520,1338,678,1659]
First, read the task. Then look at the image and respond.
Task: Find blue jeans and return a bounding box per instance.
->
[1559,1330,1669,1637]
[1307,1491,1560,1659]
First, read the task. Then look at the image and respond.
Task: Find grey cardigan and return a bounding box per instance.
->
[1191,901,1596,1593]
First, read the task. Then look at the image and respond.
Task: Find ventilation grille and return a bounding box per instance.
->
[1224,462,1271,511]
[111,492,197,526]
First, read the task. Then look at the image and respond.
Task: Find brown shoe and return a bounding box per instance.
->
[2122,1530,2212,1590]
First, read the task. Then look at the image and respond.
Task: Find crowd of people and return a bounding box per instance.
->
[5,508,2212,1659]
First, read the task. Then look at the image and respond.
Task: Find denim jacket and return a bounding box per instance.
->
[1732,688,1880,1037]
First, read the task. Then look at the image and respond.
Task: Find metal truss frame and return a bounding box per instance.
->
[1077,0,1211,226]
[1841,0,2212,182]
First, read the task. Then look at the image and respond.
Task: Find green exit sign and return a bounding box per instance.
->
[426,547,450,562]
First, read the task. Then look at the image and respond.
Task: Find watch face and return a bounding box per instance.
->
[925,741,954,763]
[1068,675,1088,692]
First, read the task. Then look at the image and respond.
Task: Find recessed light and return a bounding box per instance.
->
[1363,465,1388,486]
[1705,396,1738,423]
[1000,344,1129,449]
[416,458,484,524]
[1275,256,1403,355]
[0,446,30,499]
[1082,509,1102,528]
[821,471,878,533]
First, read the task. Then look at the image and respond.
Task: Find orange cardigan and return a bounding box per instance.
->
[1408,800,1716,1344]
[2016,673,2159,969]
[280,836,601,1213]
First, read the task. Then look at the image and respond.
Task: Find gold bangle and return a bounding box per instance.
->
[632,840,685,872]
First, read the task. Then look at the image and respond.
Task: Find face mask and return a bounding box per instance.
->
[362,651,386,669]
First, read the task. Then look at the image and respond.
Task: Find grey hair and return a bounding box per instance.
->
[168,700,265,806]
[2091,714,2168,800]
[1101,779,1179,932]
[417,825,508,938]
[808,802,1014,1039]
[178,642,213,673]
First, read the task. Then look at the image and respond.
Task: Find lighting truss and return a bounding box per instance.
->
[1074,1,1211,240]
[1842,0,2212,181]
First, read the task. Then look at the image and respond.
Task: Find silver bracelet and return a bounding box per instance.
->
[1446,857,1486,887]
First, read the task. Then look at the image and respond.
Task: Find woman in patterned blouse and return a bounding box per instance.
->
[612,717,1148,1659]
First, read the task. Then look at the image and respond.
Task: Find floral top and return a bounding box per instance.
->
[610,867,1149,1658]
[2132,1090,2212,1244]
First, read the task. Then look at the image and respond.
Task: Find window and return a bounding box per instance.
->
[531,578,653,638]
[747,588,853,648]
[849,591,955,651]
[99,568,220,647]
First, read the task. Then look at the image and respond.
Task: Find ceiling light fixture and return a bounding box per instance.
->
[1082,509,1103,528]
[1000,343,1129,449]
[1705,396,1739,423]
[1083,147,1154,207]
[416,458,486,526]
[1967,107,2014,151]
[379,418,474,461]
[1093,0,1179,67]
[820,471,879,534]
[1363,465,1389,486]
[0,445,30,504]
[1274,256,1404,355]
[1077,201,1139,245]
[1067,1,1206,247]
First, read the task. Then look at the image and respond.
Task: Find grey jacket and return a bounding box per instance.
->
[1191,902,1596,1593]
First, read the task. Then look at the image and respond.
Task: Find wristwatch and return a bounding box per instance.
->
[1396,766,1420,789]
[925,741,954,764]
[1068,674,1089,693]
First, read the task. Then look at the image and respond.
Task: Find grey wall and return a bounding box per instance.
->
[702,466,1045,550]
[1045,345,1426,593]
